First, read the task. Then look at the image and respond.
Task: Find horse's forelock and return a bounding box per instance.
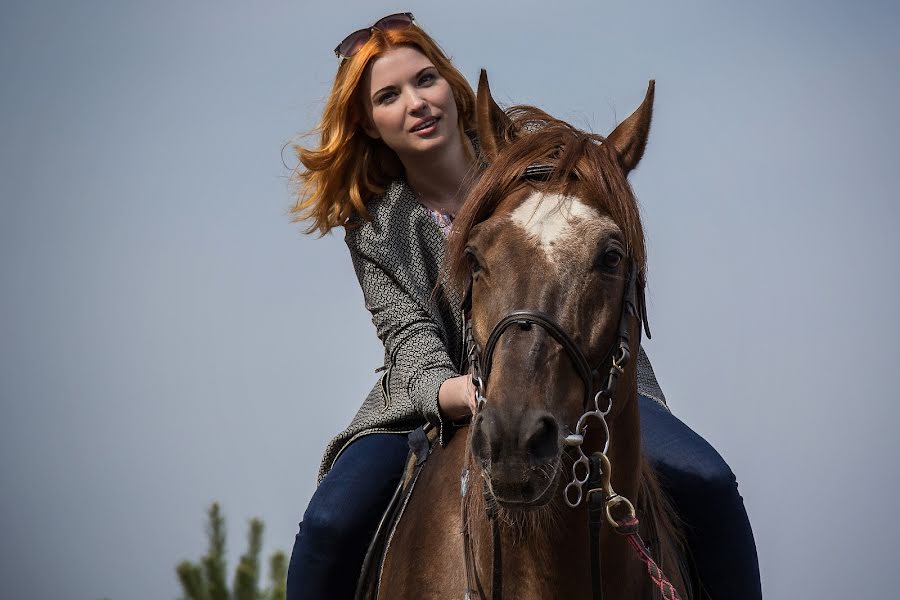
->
[448,107,647,294]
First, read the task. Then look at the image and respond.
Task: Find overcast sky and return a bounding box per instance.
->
[2,1,899,598]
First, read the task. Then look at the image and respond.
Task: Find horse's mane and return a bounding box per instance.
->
[446,105,648,294]
[639,456,693,598]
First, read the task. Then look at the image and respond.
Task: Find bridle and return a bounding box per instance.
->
[465,258,645,504]
[458,165,681,600]
[462,163,650,506]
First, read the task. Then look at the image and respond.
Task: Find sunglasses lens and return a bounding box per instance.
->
[335,13,415,60]
[373,13,414,32]
[336,28,371,58]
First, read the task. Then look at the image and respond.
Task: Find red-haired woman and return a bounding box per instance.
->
[287,13,760,600]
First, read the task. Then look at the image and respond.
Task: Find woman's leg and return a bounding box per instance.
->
[286,432,410,600]
[639,395,762,600]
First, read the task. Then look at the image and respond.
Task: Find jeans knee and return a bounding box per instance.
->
[682,452,740,503]
[693,458,738,499]
[300,502,354,551]
[655,444,740,503]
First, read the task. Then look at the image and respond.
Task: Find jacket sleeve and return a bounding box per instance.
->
[345,228,458,440]
[636,345,668,409]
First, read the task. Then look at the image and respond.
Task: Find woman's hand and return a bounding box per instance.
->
[438,374,477,422]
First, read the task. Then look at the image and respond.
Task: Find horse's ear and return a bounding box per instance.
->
[607,80,655,174]
[476,69,511,163]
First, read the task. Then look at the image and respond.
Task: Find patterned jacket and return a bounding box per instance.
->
[316,178,668,483]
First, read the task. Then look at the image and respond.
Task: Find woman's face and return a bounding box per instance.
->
[361,45,460,159]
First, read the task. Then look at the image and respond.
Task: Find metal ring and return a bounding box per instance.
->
[574,410,611,455]
[572,454,590,485]
[613,344,629,369]
[594,391,613,416]
[605,494,636,528]
[575,410,599,437]
[564,480,583,508]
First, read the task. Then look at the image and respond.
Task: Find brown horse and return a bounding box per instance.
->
[376,72,688,600]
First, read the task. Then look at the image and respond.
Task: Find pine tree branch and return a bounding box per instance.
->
[203,503,229,600]
[176,560,209,600]
[268,551,287,600]
[233,518,264,600]
[233,561,256,600]
[176,502,287,600]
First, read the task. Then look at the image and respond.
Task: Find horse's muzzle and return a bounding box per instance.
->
[471,409,563,507]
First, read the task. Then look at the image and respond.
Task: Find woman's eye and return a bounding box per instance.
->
[377,91,397,104]
[601,251,622,269]
[418,72,436,85]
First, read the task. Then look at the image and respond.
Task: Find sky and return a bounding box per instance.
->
[1,1,899,598]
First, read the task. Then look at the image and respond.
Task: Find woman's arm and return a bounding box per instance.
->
[438,374,477,421]
[346,229,473,439]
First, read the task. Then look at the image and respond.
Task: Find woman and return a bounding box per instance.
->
[287,13,760,600]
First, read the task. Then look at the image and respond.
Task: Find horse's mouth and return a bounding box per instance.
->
[484,460,561,510]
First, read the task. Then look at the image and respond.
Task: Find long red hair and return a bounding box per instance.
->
[290,25,476,234]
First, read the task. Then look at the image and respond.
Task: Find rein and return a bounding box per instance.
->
[457,168,680,599]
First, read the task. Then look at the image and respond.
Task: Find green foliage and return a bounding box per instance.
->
[177,502,287,600]
[267,552,287,600]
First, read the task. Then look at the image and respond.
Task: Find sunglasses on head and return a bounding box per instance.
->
[334,12,417,61]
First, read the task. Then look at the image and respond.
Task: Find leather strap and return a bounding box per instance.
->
[486,491,502,600]
[481,310,597,408]
[461,496,482,599]
[461,448,486,600]
[587,454,606,600]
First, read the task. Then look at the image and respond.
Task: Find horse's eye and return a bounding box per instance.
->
[466,249,482,274]
[601,251,622,270]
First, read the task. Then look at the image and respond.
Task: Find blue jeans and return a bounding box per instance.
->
[287,397,761,599]
[640,396,761,599]
[287,433,410,600]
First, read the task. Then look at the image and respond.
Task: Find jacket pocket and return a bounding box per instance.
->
[379,364,393,411]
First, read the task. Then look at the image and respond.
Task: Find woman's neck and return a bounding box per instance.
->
[399,134,473,216]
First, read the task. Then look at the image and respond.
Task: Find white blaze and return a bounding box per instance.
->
[508,192,609,266]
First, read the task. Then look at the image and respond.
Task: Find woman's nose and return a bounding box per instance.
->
[407,91,428,112]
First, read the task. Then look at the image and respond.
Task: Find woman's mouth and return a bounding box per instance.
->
[410,116,440,135]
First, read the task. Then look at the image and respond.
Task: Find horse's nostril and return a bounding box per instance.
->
[525,414,559,463]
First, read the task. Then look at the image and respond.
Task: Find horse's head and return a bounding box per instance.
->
[448,72,655,509]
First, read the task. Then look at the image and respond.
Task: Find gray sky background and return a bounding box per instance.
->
[2,1,898,598]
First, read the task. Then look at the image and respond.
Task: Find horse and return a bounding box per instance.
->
[374,71,689,600]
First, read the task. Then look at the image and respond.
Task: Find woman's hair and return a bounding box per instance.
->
[290,25,477,235]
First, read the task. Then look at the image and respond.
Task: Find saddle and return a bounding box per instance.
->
[354,424,440,600]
